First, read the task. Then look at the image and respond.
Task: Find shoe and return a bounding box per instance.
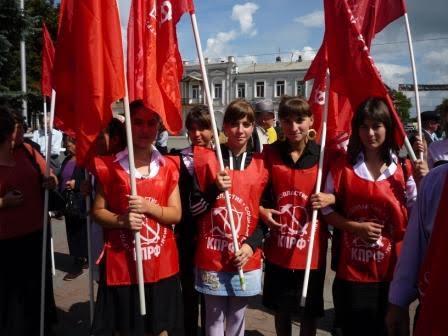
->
[63,269,83,281]
[75,257,89,269]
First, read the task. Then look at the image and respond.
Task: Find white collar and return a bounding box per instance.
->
[114,146,165,179]
[353,151,398,182]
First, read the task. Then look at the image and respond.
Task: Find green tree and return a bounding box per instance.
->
[391,90,412,123]
[0,0,58,123]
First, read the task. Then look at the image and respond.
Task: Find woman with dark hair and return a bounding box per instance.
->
[0,106,57,335]
[259,96,332,336]
[321,98,418,336]
[90,100,183,336]
[172,104,213,336]
[59,135,89,281]
[191,99,268,336]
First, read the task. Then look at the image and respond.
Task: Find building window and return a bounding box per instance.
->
[237,83,246,98]
[214,83,222,99]
[256,81,265,98]
[192,84,200,99]
[276,80,285,97]
[296,80,305,96]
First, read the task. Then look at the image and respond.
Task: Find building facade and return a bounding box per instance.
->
[181,55,312,129]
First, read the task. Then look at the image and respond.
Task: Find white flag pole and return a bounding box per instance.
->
[20,0,27,121]
[40,89,56,336]
[190,12,246,290]
[403,12,423,161]
[84,171,95,323]
[300,70,329,307]
[115,0,146,316]
[43,97,56,277]
[123,94,147,315]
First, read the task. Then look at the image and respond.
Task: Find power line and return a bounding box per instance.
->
[183,36,448,63]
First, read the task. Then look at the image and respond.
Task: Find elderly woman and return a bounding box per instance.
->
[0,105,57,335]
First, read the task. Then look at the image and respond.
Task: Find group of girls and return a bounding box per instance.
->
[87,95,425,336]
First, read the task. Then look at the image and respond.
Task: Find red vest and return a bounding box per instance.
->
[332,156,409,282]
[415,173,448,336]
[194,146,268,272]
[93,155,179,285]
[263,145,328,269]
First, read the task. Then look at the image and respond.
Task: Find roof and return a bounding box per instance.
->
[238,60,312,74]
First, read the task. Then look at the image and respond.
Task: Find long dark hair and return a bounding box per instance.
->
[347,98,397,165]
[0,105,22,144]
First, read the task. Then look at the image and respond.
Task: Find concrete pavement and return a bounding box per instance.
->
[49,217,415,335]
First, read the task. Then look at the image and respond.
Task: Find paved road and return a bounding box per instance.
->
[49,217,415,335]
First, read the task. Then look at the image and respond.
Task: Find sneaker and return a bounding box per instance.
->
[75,257,89,270]
[63,269,83,281]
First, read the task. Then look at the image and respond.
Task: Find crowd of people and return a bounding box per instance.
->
[0,95,447,336]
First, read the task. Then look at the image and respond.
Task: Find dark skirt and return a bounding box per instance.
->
[91,270,184,336]
[332,278,389,336]
[65,214,88,259]
[0,230,57,336]
[262,261,325,318]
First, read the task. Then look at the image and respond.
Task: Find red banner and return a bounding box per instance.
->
[127,0,195,134]
[41,23,55,97]
[53,0,125,166]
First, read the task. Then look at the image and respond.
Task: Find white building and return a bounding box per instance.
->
[181,55,312,129]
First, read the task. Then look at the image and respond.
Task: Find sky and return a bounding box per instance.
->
[118,0,448,115]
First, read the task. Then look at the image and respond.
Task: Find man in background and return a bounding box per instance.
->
[253,99,277,152]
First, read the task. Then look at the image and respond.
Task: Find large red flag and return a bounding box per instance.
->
[41,23,55,97]
[324,0,406,147]
[306,0,406,147]
[53,0,125,166]
[127,0,195,134]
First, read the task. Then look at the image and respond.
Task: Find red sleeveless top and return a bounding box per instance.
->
[263,145,328,269]
[193,146,268,272]
[93,155,179,285]
[332,155,409,282]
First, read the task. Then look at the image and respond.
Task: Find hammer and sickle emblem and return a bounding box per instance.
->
[315,90,325,106]
[160,1,173,24]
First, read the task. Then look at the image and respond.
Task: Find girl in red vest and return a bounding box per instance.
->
[173,105,213,336]
[191,99,268,336]
[90,100,183,336]
[322,98,417,336]
[259,96,333,336]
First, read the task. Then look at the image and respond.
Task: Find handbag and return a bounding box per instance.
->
[62,188,83,217]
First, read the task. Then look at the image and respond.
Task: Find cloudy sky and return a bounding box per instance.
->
[118,0,448,115]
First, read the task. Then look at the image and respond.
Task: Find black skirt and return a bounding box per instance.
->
[332,278,389,336]
[262,261,325,318]
[91,269,184,336]
[0,230,57,336]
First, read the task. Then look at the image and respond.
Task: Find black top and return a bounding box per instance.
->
[274,140,320,169]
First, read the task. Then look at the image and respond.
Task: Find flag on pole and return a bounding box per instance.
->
[41,23,55,97]
[127,0,195,134]
[53,0,125,166]
[306,0,406,148]
[324,0,407,147]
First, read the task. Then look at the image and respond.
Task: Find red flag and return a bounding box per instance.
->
[53,0,125,166]
[324,0,406,147]
[127,0,195,134]
[306,0,406,147]
[41,23,55,97]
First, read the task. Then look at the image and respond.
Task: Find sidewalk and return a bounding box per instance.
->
[49,217,414,335]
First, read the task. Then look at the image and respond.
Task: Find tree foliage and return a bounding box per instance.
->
[0,0,58,122]
[391,90,412,123]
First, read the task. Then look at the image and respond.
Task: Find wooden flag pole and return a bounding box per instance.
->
[40,89,56,336]
[404,12,423,160]
[189,12,246,290]
[300,70,329,307]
